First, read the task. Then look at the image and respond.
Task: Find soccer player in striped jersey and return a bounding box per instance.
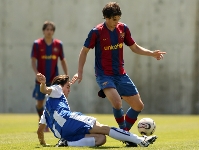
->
[76,2,166,147]
[36,73,157,147]
[31,21,68,131]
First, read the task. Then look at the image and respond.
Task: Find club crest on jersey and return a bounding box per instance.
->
[54,48,58,52]
[40,49,44,51]
[102,81,108,86]
[120,32,125,38]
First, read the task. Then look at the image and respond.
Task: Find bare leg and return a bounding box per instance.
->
[36,99,45,119]
[36,100,49,132]
[122,94,144,130]
[122,94,144,111]
[103,88,126,130]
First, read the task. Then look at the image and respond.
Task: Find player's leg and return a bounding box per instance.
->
[96,75,126,130]
[56,134,106,147]
[103,88,127,130]
[85,134,106,146]
[59,113,156,147]
[33,83,49,132]
[122,94,143,130]
[117,74,143,131]
[89,121,157,147]
[33,84,45,119]
[57,113,104,147]
[66,134,106,147]
[36,100,45,118]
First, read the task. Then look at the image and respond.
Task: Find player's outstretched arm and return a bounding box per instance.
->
[78,46,90,83]
[37,123,47,146]
[36,73,52,95]
[129,43,166,60]
[31,57,39,75]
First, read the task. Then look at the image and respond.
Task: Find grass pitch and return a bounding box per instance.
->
[0,114,199,150]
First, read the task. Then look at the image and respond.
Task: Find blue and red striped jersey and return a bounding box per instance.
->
[31,38,65,85]
[84,22,135,76]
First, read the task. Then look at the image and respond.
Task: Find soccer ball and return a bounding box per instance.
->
[137,118,156,136]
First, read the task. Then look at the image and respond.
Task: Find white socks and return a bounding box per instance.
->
[67,137,95,147]
[109,127,143,144]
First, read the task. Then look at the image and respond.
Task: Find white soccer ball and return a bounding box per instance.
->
[137,118,156,136]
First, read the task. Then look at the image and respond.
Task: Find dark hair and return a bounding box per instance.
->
[51,75,69,87]
[102,2,122,19]
[42,21,56,31]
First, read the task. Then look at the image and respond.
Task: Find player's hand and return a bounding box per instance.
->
[70,73,78,84]
[152,50,166,60]
[70,73,83,84]
[77,72,83,84]
[36,73,46,84]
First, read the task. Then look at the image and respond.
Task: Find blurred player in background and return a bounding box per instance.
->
[31,21,68,131]
[75,2,165,146]
[36,73,157,147]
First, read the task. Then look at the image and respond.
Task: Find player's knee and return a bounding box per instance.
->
[36,101,44,108]
[112,101,122,109]
[139,103,144,111]
[133,103,144,111]
[95,134,106,146]
[131,101,144,111]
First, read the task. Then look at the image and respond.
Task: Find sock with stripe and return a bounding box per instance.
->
[125,108,140,131]
[112,108,127,130]
[36,106,44,119]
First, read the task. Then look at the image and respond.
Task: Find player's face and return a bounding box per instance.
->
[105,16,121,30]
[43,25,54,39]
[62,81,70,98]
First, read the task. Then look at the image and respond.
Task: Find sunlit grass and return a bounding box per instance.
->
[0,114,199,150]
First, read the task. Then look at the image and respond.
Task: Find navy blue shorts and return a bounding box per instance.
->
[32,83,46,100]
[96,74,138,96]
[61,112,96,141]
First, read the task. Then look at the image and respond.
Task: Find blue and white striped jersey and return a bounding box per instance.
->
[40,85,71,138]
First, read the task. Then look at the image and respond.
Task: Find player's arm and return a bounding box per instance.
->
[59,42,68,75]
[37,123,46,146]
[129,43,166,60]
[37,113,50,147]
[36,73,52,95]
[31,42,39,75]
[60,58,68,75]
[31,57,39,75]
[77,46,90,83]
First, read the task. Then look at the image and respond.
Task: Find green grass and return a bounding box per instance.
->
[0,114,199,150]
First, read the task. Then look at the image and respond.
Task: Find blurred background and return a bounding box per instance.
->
[0,0,198,114]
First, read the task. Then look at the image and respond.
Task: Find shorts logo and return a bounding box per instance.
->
[102,81,108,86]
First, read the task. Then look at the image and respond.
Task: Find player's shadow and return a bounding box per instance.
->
[92,146,121,149]
[34,146,121,149]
